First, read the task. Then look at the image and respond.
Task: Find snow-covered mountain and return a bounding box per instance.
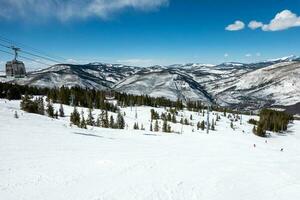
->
[213,61,300,109]
[1,58,300,111]
[3,63,139,90]
[113,67,213,102]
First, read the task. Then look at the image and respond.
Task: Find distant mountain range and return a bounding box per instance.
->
[1,56,300,113]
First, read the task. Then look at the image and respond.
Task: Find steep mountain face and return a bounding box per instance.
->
[113,67,213,102]
[5,63,139,90]
[213,61,300,109]
[1,58,300,112]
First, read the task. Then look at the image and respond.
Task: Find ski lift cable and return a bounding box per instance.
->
[0,35,68,63]
[20,50,63,64]
[0,48,52,66]
[0,41,62,64]
[0,42,59,64]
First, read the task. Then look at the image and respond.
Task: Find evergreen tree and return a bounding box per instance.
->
[162,119,168,132]
[167,124,172,133]
[141,124,145,130]
[197,121,200,130]
[133,122,139,130]
[200,120,205,131]
[86,108,95,126]
[230,121,234,129]
[70,107,80,127]
[171,114,177,123]
[190,114,193,120]
[100,110,109,128]
[54,111,58,119]
[109,115,115,128]
[167,113,172,121]
[59,104,65,117]
[116,112,125,129]
[150,123,153,131]
[37,97,45,115]
[184,118,189,125]
[211,119,215,131]
[46,100,54,118]
[80,111,87,129]
[154,120,159,132]
[180,118,184,124]
[96,114,101,127]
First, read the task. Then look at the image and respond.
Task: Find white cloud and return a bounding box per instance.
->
[225,20,245,31]
[249,10,300,31]
[256,52,261,57]
[0,0,169,21]
[248,20,263,30]
[245,53,252,57]
[224,53,229,58]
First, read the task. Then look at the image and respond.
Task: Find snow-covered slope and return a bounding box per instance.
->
[114,67,213,102]
[1,99,300,200]
[214,61,300,109]
[1,59,300,110]
[2,63,139,89]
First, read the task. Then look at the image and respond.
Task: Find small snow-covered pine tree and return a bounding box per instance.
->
[59,104,64,117]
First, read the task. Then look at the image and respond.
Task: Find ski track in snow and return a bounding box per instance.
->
[1,99,300,200]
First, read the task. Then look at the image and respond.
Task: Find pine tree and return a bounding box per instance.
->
[197,121,200,130]
[184,118,189,125]
[70,107,80,127]
[37,97,44,115]
[100,110,109,128]
[230,121,234,129]
[141,124,145,130]
[96,114,101,127]
[133,122,139,130]
[154,120,159,132]
[162,119,168,132]
[80,112,87,129]
[167,124,172,133]
[59,104,65,117]
[54,111,58,119]
[116,112,125,129]
[86,108,95,126]
[150,123,153,131]
[171,114,177,123]
[46,100,54,118]
[211,119,215,130]
[167,113,172,121]
[109,115,115,128]
[190,114,193,120]
[200,120,205,131]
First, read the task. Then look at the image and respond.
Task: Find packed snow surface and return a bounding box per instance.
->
[1,99,300,200]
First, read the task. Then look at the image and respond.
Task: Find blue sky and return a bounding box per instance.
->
[1,0,300,69]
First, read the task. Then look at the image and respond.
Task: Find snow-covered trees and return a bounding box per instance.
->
[200,120,205,131]
[86,108,95,126]
[46,100,54,118]
[20,95,45,115]
[154,120,159,132]
[80,110,87,129]
[211,119,215,131]
[70,107,80,127]
[59,104,65,117]
[116,112,125,129]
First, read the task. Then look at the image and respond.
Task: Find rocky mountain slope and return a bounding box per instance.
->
[1,57,300,111]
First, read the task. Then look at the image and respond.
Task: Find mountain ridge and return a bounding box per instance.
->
[1,58,300,112]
